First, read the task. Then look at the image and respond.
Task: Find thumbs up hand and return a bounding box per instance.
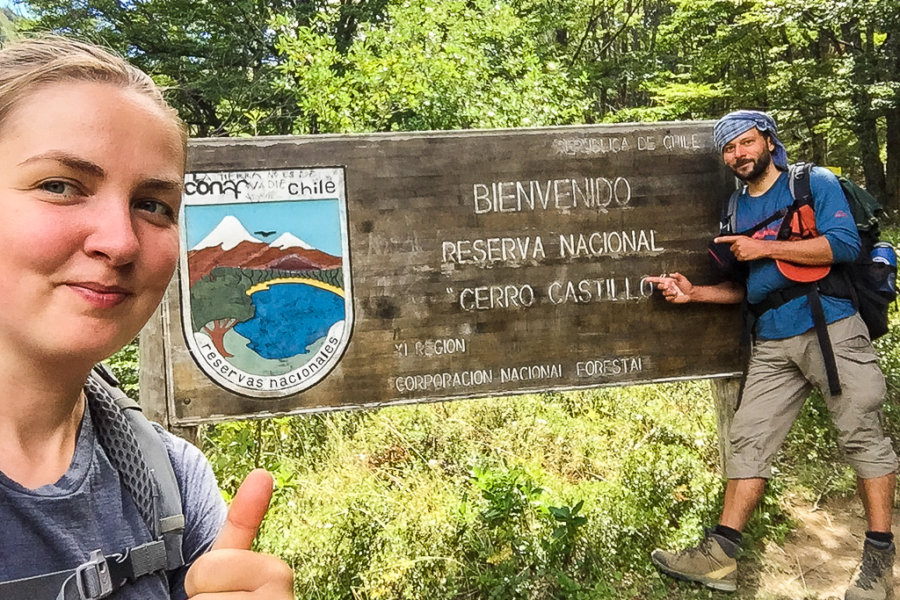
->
[185,469,294,599]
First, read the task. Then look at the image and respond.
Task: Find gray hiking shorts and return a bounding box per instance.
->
[727,313,897,480]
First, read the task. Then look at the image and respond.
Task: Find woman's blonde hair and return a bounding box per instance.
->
[0,34,186,144]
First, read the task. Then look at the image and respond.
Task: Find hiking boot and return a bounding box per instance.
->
[650,531,738,592]
[845,540,895,600]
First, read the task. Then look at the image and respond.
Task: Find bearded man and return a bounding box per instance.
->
[647,110,896,599]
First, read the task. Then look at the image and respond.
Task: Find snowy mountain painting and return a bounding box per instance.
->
[271,232,313,250]
[179,168,352,398]
[194,215,263,250]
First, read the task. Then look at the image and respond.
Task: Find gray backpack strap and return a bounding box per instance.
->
[0,541,169,600]
[88,364,186,571]
[0,557,115,600]
[720,185,744,235]
[0,570,70,599]
[787,162,812,206]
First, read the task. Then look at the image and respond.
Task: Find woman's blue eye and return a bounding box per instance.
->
[135,199,175,219]
[41,180,73,195]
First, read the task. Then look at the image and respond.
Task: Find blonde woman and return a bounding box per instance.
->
[0,36,293,599]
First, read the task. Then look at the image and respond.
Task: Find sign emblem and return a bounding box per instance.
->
[179,167,352,398]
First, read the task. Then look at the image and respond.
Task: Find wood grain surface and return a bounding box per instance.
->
[140,122,744,425]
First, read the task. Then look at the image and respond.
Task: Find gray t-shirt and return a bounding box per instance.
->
[0,407,227,599]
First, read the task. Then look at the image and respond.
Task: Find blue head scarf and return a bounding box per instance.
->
[713,110,788,169]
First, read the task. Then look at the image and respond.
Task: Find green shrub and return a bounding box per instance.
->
[107,340,140,400]
[201,383,774,598]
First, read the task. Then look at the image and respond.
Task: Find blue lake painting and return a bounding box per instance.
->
[234,283,345,360]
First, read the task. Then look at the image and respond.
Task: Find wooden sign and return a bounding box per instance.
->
[140,122,743,426]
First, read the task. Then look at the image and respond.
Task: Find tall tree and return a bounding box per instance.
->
[18,0,392,136]
[873,0,899,212]
[272,0,587,133]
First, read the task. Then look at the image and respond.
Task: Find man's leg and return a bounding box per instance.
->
[719,477,767,531]
[859,473,895,533]
[651,337,811,593]
[648,478,766,592]
[847,474,896,600]
[809,316,897,600]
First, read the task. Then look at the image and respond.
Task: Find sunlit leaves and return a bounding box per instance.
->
[273,0,588,134]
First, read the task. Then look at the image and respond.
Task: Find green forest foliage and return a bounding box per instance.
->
[8,0,899,211]
[203,383,736,599]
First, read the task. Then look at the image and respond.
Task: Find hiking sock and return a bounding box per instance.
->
[865,531,894,549]
[713,525,743,554]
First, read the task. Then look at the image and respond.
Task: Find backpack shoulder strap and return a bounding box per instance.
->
[778,162,814,240]
[788,162,814,206]
[89,364,186,571]
[720,185,744,235]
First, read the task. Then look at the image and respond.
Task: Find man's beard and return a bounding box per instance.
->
[731,146,772,183]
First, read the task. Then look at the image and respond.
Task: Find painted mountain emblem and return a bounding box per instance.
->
[179,167,352,398]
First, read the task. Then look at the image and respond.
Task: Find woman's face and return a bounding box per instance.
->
[0,81,184,365]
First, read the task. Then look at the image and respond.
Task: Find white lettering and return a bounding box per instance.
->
[460,284,536,311]
[558,230,665,258]
[470,177,632,214]
[575,357,644,378]
[442,236,547,267]
[546,277,654,304]
[394,369,494,393]
[499,363,564,383]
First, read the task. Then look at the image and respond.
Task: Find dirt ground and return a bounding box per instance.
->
[739,494,898,599]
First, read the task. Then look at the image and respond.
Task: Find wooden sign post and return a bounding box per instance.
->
[140,121,743,433]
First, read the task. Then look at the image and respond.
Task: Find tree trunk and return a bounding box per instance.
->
[852,99,885,201]
[203,319,237,357]
[886,110,899,218]
[884,28,900,217]
[794,28,830,165]
[841,19,887,202]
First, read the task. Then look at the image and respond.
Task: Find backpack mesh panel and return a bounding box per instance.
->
[84,378,157,535]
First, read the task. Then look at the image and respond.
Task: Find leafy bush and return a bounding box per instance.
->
[200,383,764,599]
[107,340,140,400]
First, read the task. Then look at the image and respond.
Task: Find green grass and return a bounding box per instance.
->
[200,382,795,599]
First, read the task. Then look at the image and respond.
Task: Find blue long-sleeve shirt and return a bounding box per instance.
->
[733,167,859,340]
